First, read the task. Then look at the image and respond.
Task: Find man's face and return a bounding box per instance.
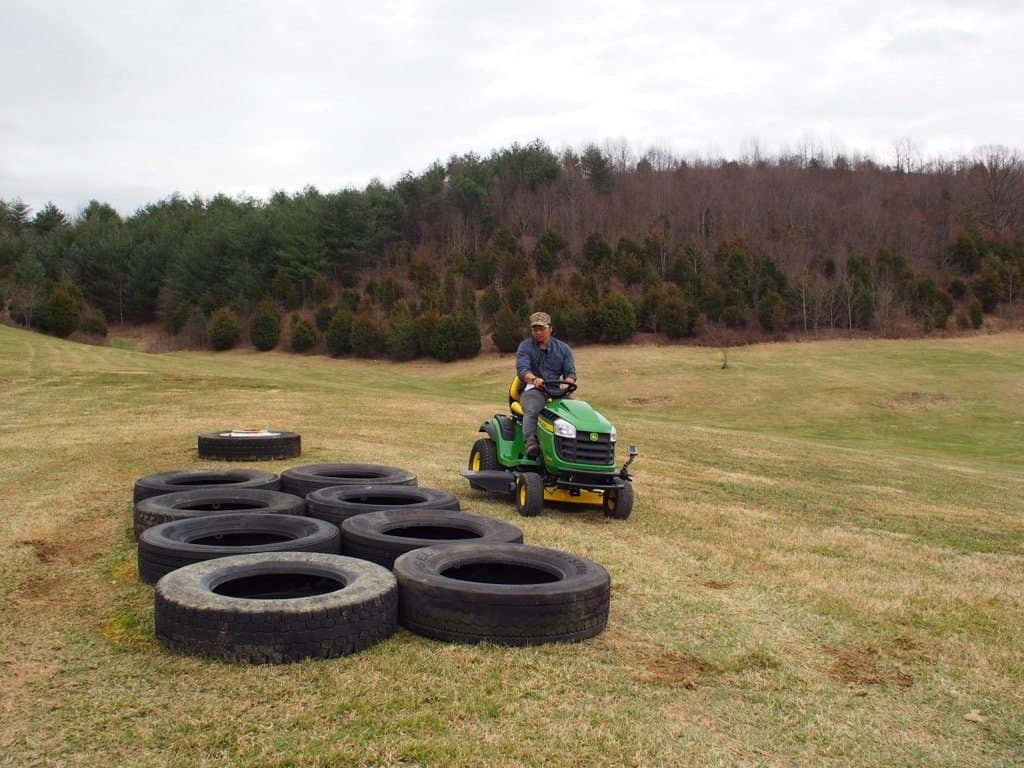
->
[531,324,552,345]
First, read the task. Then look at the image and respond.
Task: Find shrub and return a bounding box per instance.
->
[249,302,281,351]
[325,308,353,356]
[386,316,419,361]
[168,303,191,335]
[720,304,746,329]
[757,290,787,332]
[290,314,316,352]
[430,314,459,362]
[208,308,241,351]
[948,278,967,300]
[454,311,481,359]
[969,298,983,329]
[490,303,522,354]
[350,311,383,357]
[78,308,108,337]
[597,292,636,342]
[971,268,1003,313]
[314,303,334,331]
[312,274,332,304]
[36,285,81,338]
[661,294,699,338]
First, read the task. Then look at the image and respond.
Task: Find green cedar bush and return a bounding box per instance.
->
[290,315,316,352]
[325,309,353,356]
[250,302,281,351]
[209,308,241,351]
[597,292,636,342]
[490,303,521,353]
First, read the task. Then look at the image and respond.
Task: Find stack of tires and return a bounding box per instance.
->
[133,457,611,665]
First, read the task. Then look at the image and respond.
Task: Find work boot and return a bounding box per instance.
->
[525,441,540,460]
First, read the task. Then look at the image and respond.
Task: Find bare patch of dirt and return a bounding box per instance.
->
[826,643,914,688]
[624,395,676,407]
[17,537,104,566]
[702,579,731,590]
[613,638,709,689]
[885,391,957,412]
[640,650,707,688]
[17,539,62,564]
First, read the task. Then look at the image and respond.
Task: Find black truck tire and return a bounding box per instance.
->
[305,485,460,526]
[154,552,397,663]
[138,513,341,584]
[280,463,417,497]
[198,430,301,461]
[393,542,610,646]
[340,509,523,568]
[132,488,305,539]
[133,469,280,503]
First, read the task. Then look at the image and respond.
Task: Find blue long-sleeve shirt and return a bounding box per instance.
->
[515,336,577,384]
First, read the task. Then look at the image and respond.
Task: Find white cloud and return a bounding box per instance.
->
[1,0,1021,216]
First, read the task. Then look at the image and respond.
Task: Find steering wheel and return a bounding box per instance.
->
[541,380,577,398]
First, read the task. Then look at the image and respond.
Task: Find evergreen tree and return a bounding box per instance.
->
[208,308,241,350]
[250,301,282,350]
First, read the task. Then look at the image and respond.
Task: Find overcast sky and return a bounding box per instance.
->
[2,0,1022,218]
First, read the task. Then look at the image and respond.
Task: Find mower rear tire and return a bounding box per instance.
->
[467,439,499,490]
[515,473,543,517]
[602,483,634,520]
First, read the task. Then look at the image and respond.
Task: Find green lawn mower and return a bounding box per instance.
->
[460,378,638,518]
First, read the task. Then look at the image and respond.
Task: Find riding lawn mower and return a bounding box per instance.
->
[460,378,638,519]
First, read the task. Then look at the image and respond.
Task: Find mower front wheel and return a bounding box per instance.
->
[515,473,544,517]
[602,483,634,520]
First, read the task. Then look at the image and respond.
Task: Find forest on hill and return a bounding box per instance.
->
[1,140,1022,360]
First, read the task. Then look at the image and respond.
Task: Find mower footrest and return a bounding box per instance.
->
[460,469,516,494]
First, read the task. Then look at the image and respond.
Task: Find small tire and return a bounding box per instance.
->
[340,509,524,568]
[601,483,634,520]
[154,552,397,663]
[198,430,301,461]
[133,469,280,503]
[467,439,499,490]
[306,485,461,526]
[394,542,610,645]
[132,489,306,540]
[280,463,417,498]
[138,513,341,584]
[515,473,543,517]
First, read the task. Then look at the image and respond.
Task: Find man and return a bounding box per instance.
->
[515,311,577,460]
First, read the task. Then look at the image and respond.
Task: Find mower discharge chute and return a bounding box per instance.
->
[460,378,637,518]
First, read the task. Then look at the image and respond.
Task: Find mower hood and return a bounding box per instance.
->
[543,398,614,434]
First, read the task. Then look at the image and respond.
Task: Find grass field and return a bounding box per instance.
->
[1,323,1022,767]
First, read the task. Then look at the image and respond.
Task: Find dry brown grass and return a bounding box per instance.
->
[1,325,1022,766]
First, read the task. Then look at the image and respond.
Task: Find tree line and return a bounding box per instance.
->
[1,139,1022,360]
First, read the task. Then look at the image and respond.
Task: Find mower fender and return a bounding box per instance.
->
[460,469,516,495]
[479,421,497,440]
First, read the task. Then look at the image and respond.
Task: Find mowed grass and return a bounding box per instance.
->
[0,324,1022,767]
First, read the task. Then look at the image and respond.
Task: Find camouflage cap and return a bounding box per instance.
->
[529,311,552,327]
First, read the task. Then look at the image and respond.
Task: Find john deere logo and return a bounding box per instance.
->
[589,432,599,442]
